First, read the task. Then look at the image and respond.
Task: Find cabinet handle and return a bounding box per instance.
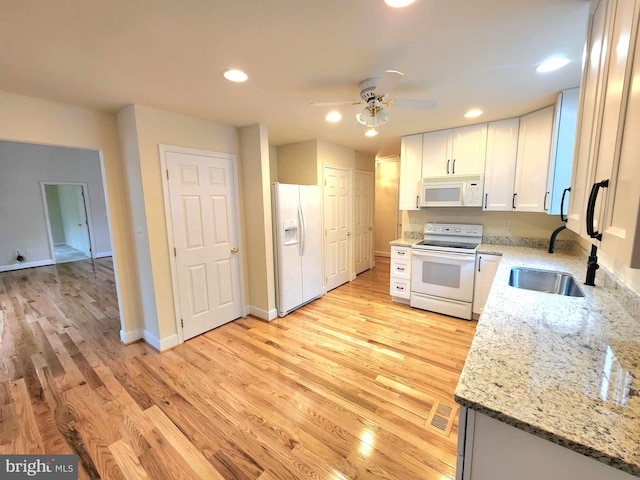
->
[586,179,609,241]
[398,250,406,256]
[397,266,405,271]
[396,285,405,291]
[560,187,571,222]
[478,256,482,272]
[484,193,488,209]
[416,195,419,209]
[512,193,517,210]
[543,191,549,211]
[452,159,456,174]
[446,159,450,174]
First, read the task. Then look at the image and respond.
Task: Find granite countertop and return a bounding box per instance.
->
[456,244,640,477]
[389,237,422,247]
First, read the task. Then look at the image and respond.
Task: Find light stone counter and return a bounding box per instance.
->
[389,237,422,247]
[455,244,640,477]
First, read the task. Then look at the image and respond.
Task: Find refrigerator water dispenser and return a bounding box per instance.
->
[283,220,299,245]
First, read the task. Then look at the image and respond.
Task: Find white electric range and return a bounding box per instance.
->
[410,223,483,320]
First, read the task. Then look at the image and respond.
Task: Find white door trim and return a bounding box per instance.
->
[159,144,246,346]
[40,181,96,262]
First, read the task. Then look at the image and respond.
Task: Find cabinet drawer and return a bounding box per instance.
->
[390,259,411,279]
[391,246,412,259]
[390,278,411,299]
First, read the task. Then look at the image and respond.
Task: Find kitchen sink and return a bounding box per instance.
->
[508,267,585,297]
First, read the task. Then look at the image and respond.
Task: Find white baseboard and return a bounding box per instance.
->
[0,259,54,272]
[95,251,112,259]
[144,330,179,352]
[120,328,144,344]
[248,305,278,321]
[375,250,391,258]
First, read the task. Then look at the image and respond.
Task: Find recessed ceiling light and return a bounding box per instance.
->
[325,111,342,123]
[464,109,484,118]
[536,57,570,73]
[385,0,416,7]
[365,128,378,137]
[223,69,248,82]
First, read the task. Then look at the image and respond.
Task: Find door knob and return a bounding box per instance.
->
[347,232,352,237]
[231,247,239,254]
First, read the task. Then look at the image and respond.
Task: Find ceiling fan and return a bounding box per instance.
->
[312,70,437,133]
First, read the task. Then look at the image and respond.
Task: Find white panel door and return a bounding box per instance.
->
[324,165,352,291]
[167,152,241,341]
[354,171,373,275]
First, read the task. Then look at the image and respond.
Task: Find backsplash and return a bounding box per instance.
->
[402,231,423,239]
[482,235,578,254]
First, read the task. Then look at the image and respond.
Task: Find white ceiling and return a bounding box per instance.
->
[0,0,590,157]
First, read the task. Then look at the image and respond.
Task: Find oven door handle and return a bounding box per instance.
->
[411,249,475,262]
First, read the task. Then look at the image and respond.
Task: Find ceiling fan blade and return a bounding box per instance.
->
[391,99,438,110]
[310,100,361,107]
[374,70,404,94]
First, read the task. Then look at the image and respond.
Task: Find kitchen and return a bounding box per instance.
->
[3,0,638,478]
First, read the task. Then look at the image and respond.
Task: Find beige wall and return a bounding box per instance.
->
[269,145,278,183]
[117,104,241,348]
[240,125,276,319]
[355,150,375,172]
[276,140,318,184]
[375,161,400,255]
[0,90,141,340]
[402,209,567,239]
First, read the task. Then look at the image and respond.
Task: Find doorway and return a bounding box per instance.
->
[42,182,94,264]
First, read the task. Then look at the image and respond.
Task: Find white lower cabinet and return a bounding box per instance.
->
[472,254,501,316]
[389,246,412,303]
[457,408,635,480]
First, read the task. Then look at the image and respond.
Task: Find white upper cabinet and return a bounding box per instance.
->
[546,87,579,216]
[421,129,451,177]
[569,0,640,267]
[567,0,611,236]
[399,134,423,210]
[483,118,519,211]
[513,105,555,212]
[422,124,487,178]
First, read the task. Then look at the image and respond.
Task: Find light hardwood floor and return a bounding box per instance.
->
[0,257,477,479]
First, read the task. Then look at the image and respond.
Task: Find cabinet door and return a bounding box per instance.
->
[547,88,579,215]
[472,254,501,316]
[588,0,638,242]
[452,123,488,176]
[483,119,519,211]
[399,134,423,210]
[513,106,555,212]
[601,0,640,267]
[422,129,452,177]
[567,0,610,234]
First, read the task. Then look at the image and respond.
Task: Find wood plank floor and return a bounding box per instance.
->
[0,257,477,479]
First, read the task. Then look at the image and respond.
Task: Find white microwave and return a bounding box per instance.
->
[421,174,484,207]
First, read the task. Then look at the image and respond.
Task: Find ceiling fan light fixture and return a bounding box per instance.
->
[365,128,378,137]
[385,0,416,7]
[223,69,248,82]
[536,57,570,73]
[325,111,342,122]
[356,106,389,128]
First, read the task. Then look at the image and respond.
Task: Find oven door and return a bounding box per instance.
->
[411,249,476,302]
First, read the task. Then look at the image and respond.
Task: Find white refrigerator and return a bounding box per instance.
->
[272,183,324,317]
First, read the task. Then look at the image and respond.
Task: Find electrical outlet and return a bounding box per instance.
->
[410,218,418,225]
[503,221,511,229]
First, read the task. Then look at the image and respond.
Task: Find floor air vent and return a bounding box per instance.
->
[426,401,456,436]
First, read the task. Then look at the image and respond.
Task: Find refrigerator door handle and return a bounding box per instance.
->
[298,204,306,255]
